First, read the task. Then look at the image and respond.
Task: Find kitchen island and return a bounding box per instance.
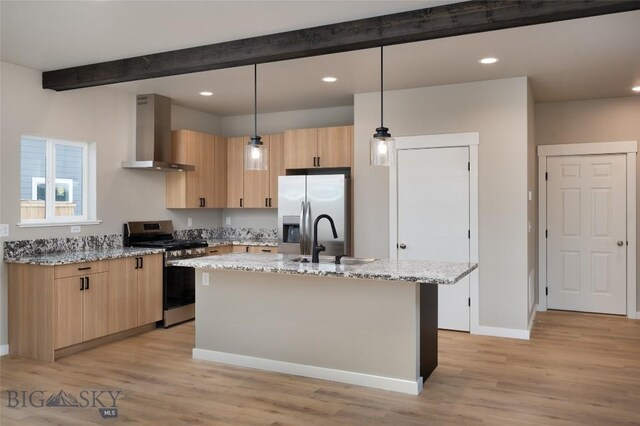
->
[171,253,476,395]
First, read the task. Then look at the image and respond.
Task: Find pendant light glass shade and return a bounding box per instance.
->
[245,135,267,170]
[370,127,396,166]
[245,64,267,171]
[370,46,396,166]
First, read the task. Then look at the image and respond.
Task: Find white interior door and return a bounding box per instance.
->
[397,147,470,331]
[547,154,627,314]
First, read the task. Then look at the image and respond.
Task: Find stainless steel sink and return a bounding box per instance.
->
[340,257,377,265]
[289,255,336,264]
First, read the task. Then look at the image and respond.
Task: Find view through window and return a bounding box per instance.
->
[20,136,88,222]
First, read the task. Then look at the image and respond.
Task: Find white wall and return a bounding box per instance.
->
[527,82,537,321]
[354,77,531,332]
[172,104,222,135]
[0,61,224,347]
[535,96,640,311]
[222,105,353,137]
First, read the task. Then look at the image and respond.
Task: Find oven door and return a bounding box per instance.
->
[163,265,195,311]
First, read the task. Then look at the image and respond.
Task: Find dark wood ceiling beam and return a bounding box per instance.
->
[42,0,640,91]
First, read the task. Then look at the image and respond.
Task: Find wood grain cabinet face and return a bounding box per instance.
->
[284,128,317,169]
[136,254,163,326]
[318,126,353,168]
[54,276,85,349]
[208,245,233,255]
[82,272,110,342]
[167,130,227,209]
[284,126,353,170]
[268,134,285,208]
[227,136,246,208]
[247,246,278,253]
[108,257,139,334]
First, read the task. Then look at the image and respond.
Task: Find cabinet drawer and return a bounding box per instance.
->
[247,246,277,254]
[208,246,233,255]
[232,245,250,253]
[55,261,109,279]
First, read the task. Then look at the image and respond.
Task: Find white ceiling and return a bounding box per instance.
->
[2,1,639,116]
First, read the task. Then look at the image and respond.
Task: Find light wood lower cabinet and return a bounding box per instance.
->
[248,246,277,254]
[208,245,233,255]
[9,253,163,362]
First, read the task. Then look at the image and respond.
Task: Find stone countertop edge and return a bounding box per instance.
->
[170,254,478,285]
[3,247,166,266]
[207,239,278,248]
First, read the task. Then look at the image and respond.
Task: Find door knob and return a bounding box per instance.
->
[617,241,624,246]
[399,243,407,249]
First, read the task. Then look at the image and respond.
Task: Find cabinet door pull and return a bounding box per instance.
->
[313,157,317,167]
[202,198,206,207]
[210,250,218,254]
[80,277,85,291]
[85,276,90,290]
[261,249,271,253]
[240,198,243,208]
[317,157,321,167]
[135,257,140,269]
[268,198,272,207]
[265,197,268,207]
[78,266,91,271]
[246,246,249,253]
[140,257,144,269]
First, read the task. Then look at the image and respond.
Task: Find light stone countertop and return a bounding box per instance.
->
[3,247,166,266]
[207,239,278,248]
[169,253,477,285]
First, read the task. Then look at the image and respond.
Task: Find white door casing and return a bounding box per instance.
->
[538,141,637,320]
[546,155,627,314]
[389,132,479,333]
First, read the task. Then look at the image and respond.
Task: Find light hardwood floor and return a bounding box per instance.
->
[1,311,639,425]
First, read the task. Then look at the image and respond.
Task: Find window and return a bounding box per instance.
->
[20,136,97,225]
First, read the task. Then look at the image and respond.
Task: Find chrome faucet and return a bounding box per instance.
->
[312,214,338,263]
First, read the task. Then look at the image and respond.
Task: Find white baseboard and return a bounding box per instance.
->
[0,344,8,356]
[473,325,530,340]
[192,348,423,395]
[633,311,640,320]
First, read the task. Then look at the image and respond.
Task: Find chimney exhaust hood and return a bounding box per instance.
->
[121,94,194,172]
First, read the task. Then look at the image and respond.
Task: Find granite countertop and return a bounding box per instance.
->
[4,247,166,266]
[169,253,477,285]
[207,239,278,248]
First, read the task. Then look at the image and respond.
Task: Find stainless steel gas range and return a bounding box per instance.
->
[124,220,208,327]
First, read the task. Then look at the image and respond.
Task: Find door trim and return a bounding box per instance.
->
[538,141,637,319]
[389,132,479,333]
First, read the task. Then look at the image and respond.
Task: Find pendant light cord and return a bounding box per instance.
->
[254,64,258,138]
[380,46,384,128]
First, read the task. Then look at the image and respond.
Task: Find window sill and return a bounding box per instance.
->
[17,220,103,228]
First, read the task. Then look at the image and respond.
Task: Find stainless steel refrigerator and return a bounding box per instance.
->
[278,174,350,256]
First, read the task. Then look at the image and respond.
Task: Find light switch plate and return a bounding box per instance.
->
[202,272,210,286]
[71,225,81,233]
[225,216,231,225]
[0,224,9,237]
[187,218,193,227]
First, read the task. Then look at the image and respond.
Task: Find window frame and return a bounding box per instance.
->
[19,136,97,227]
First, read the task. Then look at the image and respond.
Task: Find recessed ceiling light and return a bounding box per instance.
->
[322,77,337,83]
[479,57,499,65]
[199,91,213,96]
[632,86,640,93]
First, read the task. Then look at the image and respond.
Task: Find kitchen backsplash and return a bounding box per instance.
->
[3,234,123,259]
[3,227,277,259]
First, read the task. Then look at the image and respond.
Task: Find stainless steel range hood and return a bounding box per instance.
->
[121,94,194,172]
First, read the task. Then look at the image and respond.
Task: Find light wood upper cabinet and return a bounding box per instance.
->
[268,134,285,209]
[318,125,353,168]
[137,254,163,326]
[227,134,284,209]
[167,130,227,209]
[284,126,353,170]
[284,128,317,169]
[227,136,246,208]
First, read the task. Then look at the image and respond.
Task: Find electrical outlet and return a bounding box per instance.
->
[70,225,81,233]
[528,191,533,201]
[0,224,9,238]
[188,218,193,227]
[202,272,210,286]
[528,221,532,233]
[225,216,231,226]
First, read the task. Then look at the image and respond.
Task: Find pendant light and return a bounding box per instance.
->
[245,64,267,170]
[370,46,396,166]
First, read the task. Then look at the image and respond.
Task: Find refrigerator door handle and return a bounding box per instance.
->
[299,201,306,255]
[306,201,313,255]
